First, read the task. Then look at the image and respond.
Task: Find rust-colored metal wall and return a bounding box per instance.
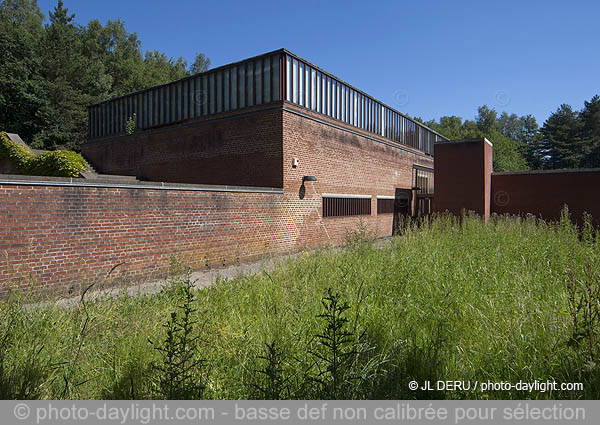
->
[433,138,599,226]
[433,138,493,220]
[491,169,600,226]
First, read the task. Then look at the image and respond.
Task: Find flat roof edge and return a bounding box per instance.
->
[0,174,284,194]
[493,168,600,176]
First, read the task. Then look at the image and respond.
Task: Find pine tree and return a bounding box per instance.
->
[36,0,93,150]
[541,104,583,169]
[579,95,600,168]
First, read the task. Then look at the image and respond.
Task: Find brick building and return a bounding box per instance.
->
[1,49,444,295]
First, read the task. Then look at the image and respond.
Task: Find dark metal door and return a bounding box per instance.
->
[392,188,413,234]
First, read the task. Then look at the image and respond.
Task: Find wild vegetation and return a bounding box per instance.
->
[1,212,599,400]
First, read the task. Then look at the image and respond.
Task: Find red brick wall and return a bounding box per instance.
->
[81,106,283,188]
[281,104,434,244]
[0,183,294,296]
[491,169,600,226]
[1,104,433,296]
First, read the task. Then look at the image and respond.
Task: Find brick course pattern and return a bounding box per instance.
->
[282,104,433,244]
[0,184,291,296]
[81,105,284,188]
[1,103,433,296]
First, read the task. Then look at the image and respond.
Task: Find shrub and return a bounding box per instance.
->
[0,132,30,170]
[26,150,89,178]
[0,131,89,177]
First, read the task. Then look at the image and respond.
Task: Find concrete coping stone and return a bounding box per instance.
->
[0,173,284,194]
[493,168,600,176]
[434,137,493,147]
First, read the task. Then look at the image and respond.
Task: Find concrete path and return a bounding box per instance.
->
[52,252,302,308]
[51,236,393,309]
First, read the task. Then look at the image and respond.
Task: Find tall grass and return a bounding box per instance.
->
[1,211,599,399]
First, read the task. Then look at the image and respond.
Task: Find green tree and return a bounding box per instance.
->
[475,105,497,134]
[1,0,206,150]
[0,0,43,35]
[143,50,190,87]
[517,114,544,169]
[0,0,47,141]
[35,0,94,150]
[540,104,582,169]
[579,95,600,168]
[428,106,529,172]
[189,53,210,74]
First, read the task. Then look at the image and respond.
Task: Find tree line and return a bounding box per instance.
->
[2,2,598,171]
[1,0,210,151]
[423,96,600,172]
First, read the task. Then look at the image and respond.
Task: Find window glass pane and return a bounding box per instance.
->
[177,82,182,121]
[264,58,271,103]
[331,80,336,118]
[224,69,230,111]
[209,73,215,114]
[305,64,310,107]
[247,62,254,107]
[272,56,280,101]
[148,90,154,126]
[292,59,298,104]
[231,66,237,110]
[338,84,342,120]
[322,74,326,113]
[192,77,199,117]
[170,85,175,122]
[285,55,291,101]
[255,59,262,105]
[298,61,304,107]
[135,94,141,127]
[239,66,246,108]
[117,99,121,133]
[216,71,223,113]
[372,101,375,133]
[316,72,321,113]
[311,68,316,110]
[182,81,188,120]
[161,87,167,124]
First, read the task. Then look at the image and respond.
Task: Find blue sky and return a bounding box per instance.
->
[38,0,599,126]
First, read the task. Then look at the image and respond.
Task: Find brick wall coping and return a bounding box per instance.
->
[0,174,283,194]
[493,168,600,176]
[434,137,493,147]
[492,168,600,176]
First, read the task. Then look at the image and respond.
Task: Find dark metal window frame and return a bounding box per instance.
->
[376,197,395,215]
[322,195,372,218]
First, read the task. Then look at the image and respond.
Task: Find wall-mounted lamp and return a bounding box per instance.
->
[302,175,318,183]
